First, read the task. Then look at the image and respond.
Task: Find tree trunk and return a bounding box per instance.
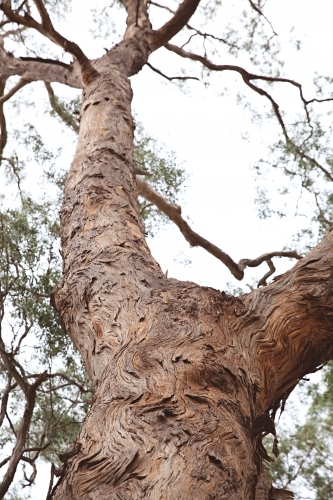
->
[52,44,333,500]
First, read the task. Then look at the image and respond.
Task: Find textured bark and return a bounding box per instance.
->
[0,2,330,498]
[49,35,333,499]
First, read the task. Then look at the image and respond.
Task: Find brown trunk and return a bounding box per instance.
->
[52,43,333,500]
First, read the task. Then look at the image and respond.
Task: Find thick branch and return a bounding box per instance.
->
[150,1,239,50]
[240,228,333,412]
[0,0,98,84]
[149,0,201,51]
[0,338,28,396]
[136,175,302,282]
[0,47,82,88]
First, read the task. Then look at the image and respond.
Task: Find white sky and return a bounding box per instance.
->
[3,0,333,497]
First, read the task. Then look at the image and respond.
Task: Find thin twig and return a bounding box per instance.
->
[165,43,333,183]
[146,62,199,81]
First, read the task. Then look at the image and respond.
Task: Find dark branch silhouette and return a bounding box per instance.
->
[136,175,302,283]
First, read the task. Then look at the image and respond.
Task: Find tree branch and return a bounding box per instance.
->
[0,338,28,396]
[149,1,239,50]
[136,175,302,283]
[0,76,7,156]
[146,61,199,81]
[0,76,31,104]
[165,43,333,183]
[0,370,48,499]
[0,47,82,88]
[46,372,93,394]
[149,0,201,51]
[0,0,98,84]
[247,0,277,37]
[0,374,11,428]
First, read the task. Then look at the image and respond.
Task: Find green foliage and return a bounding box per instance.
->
[134,122,188,236]
[0,196,92,494]
[267,363,333,499]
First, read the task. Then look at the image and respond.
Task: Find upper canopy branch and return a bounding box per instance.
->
[149,0,201,51]
[165,42,333,183]
[0,0,98,84]
[149,1,239,50]
[136,175,302,284]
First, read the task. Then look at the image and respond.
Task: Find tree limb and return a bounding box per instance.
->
[0,76,7,156]
[0,76,31,104]
[165,43,333,183]
[0,370,48,499]
[149,0,201,51]
[0,47,82,88]
[136,175,302,283]
[146,61,199,81]
[0,0,98,84]
[149,1,239,50]
[247,0,277,37]
[0,337,28,396]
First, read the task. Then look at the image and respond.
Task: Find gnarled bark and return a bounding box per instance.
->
[0,1,332,498]
[51,37,333,499]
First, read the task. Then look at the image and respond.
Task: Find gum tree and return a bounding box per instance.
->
[0,1,333,499]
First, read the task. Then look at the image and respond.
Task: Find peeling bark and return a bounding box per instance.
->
[2,1,330,497]
[50,38,333,499]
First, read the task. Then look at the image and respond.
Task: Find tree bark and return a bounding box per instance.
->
[51,40,333,500]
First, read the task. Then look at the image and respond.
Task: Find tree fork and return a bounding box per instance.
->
[51,53,333,498]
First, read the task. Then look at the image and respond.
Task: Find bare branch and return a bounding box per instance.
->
[0,77,7,156]
[136,176,302,282]
[247,0,277,37]
[149,0,201,51]
[0,47,82,88]
[0,371,48,499]
[150,1,239,50]
[0,76,31,104]
[6,411,17,436]
[165,43,333,183]
[0,25,26,38]
[0,457,10,469]
[0,0,98,84]
[0,374,11,428]
[47,372,93,394]
[146,61,199,81]
[22,441,51,453]
[0,337,28,396]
